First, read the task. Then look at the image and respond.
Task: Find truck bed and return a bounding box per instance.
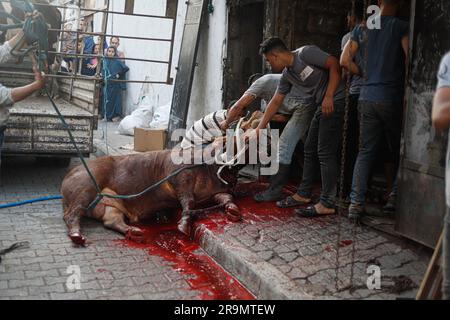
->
[10,97,93,117]
[3,96,96,156]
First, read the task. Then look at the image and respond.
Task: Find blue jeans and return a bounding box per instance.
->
[278,99,316,165]
[297,99,346,208]
[350,101,402,205]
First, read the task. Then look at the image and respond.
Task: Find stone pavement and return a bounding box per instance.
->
[0,157,251,300]
[196,183,431,300]
[91,127,431,300]
[0,126,432,300]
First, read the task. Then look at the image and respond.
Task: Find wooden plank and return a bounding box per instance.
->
[416,232,443,300]
[166,0,208,148]
[124,0,134,14]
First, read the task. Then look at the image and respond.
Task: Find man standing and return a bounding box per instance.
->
[0,31,46,166]
[248,37,345,216]
[432,52,450,300]
[78,18,95,75]
[341,1,364,197]
[109,37,125,62]
[341,0,409,220]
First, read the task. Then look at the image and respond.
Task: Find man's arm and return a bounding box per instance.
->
[222,94,256,129]
[10,67,45,103]
[432,87,450,132]
[340,40,360,76]
[256,92,286,130]
[322,56,342,117]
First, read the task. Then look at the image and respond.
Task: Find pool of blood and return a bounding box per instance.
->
[114,182,311,300]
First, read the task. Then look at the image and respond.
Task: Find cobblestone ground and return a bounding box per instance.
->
[0,157,432,300]
[207,183,432,300]
[0,157,215,300]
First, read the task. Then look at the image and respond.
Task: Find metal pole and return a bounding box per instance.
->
[46,51,170,64]
[69,0,82,100]
[166,0,179,84]
[48,28,173,42]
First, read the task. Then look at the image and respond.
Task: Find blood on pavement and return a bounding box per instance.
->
[114,182,312,300]
[116,216,254,300]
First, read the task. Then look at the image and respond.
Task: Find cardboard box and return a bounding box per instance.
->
[134,128,167,152]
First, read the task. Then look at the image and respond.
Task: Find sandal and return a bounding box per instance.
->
[277,195,311,208]
[295,205,336,218]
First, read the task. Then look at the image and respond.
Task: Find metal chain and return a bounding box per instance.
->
[335,0,368,292]
[349,0,371,292]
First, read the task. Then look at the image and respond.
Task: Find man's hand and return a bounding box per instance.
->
[33,66,46,90]
[244,128,260,143]
[220,120,229,132]
[322,95,335,117]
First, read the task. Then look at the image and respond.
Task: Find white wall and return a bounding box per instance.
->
[187,0,228,127]
[92,0,227,127]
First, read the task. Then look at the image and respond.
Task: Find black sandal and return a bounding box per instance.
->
[277,196,311,208]
[295,205,336,218]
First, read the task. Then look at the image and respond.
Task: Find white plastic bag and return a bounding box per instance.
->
[149,104,171,130]
[118,102,154,136]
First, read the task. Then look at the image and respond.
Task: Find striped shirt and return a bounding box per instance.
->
[181,110,228,149]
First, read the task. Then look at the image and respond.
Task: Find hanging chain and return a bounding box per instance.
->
[348,0,371,292]
[335,0,368,292]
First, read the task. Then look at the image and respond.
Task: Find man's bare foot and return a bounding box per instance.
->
[314,203,335,215]
[292,194,311,203]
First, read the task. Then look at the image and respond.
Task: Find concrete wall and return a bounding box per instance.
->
[397,0,450,248]
[187,0,228,127]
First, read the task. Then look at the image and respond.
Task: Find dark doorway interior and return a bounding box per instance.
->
[224,1,264,108]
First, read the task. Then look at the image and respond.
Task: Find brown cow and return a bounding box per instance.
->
[61,149,243,246]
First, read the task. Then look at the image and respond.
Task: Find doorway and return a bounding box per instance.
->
[223,1,264,108]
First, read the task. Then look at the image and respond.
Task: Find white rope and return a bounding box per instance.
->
[215,117,247,185]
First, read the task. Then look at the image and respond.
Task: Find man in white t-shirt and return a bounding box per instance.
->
[432,52,450,300]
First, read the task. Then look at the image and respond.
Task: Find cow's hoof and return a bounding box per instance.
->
[69,232,87,247]
[178,216,193,238]
[225,204,242,222]
[126,227,145,243]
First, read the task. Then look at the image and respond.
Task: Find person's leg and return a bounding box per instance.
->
[112,87,123,120]
[278,102,316,165]
[349,101,384,218]
[379,102,403,212]
[444,213,450,300]
[255,103,315,202]
[315,98,345,210]
[296,106,321,201]
[344,94,360,197]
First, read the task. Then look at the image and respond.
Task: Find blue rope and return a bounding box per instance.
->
[0,196,63,210]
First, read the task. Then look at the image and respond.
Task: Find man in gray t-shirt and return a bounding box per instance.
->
[224,72,316,202]
[248,37,345,214]
[432,52,450,300]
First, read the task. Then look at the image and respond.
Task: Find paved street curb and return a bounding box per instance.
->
[196,224,314,300]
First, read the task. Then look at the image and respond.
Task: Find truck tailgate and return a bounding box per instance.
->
[3,97,95,156]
